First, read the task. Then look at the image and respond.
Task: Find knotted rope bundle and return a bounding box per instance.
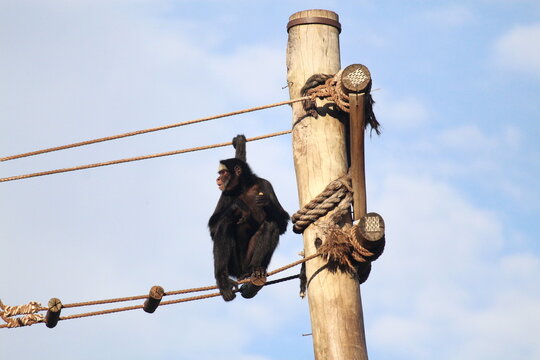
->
[300,70,381,135]
[302,70,350,115]
[292,174,385,282]
[0,299,44,328]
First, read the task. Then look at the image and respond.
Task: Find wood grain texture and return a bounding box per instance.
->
[287,9,369,360]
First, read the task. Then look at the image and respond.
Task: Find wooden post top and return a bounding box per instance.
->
[287,9,341,33]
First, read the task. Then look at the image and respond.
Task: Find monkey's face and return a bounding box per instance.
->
[216,163,241,192]
[216,169,230,191]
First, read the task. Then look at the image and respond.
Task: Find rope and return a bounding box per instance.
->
[59,274,302,322]
[301,71,381,135]
[291,175,352,233]
[302,70,350,116]
[0,300,45,328]
[0,130,291,183]
[1,97,309,162]
[291,174,384,276]
[0,254,319,329]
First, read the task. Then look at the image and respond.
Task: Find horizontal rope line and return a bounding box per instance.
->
[0,255,318,329]
[0,130,291,183]
[1,97,309,162]
[56,274,300,323]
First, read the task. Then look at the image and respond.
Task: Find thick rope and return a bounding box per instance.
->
[1,97,309,162]
[291,175,352,233]
[0,300,45,328]
[291,174,384,277]
[0,130,291,183]
[0,254,319,329]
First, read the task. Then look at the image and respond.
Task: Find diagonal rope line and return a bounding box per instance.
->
[0,130,291,183]
[1,97,309,162]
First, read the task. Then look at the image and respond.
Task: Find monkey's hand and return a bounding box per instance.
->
[255,192,269,207]
[236,215,247,224]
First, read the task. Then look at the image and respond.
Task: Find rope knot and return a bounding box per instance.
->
[0,299,44,328]
[300,69,381,135]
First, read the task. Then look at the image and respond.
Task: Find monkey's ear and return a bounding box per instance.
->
[234,165,242,176]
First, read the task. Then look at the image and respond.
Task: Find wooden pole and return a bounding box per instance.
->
[287,10,368,360]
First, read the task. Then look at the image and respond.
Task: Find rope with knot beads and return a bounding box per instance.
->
[0,253,319,329]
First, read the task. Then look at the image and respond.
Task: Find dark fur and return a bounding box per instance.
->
[208,158,289,301]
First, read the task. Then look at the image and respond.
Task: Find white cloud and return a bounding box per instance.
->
[494,23,540,77]
[439,124,498,150]
[365,173,540,359]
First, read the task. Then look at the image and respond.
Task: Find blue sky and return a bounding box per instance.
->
[1,1,539,359]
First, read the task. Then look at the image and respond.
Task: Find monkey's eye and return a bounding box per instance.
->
[218,170,229,176]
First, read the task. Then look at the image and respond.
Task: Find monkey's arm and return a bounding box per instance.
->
[256,178,289,234]
[208,195,234,237]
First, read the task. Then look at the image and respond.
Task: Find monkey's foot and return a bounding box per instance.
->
[239,282,263,299]
[250,268,267,287]
[217,278,238,302]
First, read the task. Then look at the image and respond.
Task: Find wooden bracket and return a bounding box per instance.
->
[143,286,165,314]
[340,64,372,220]
[45,298,62,328]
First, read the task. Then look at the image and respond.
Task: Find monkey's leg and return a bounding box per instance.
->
[213,221,238,301]
[240,221,279,299]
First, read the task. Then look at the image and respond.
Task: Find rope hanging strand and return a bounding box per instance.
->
[0,97,309,162]
[0,130,291,183]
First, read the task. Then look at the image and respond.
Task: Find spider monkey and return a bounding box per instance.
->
[208,153,289,301]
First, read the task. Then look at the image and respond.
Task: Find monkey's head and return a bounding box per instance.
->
[216,158,254,193]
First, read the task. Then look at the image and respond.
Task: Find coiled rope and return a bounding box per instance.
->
[291,175,353,234]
